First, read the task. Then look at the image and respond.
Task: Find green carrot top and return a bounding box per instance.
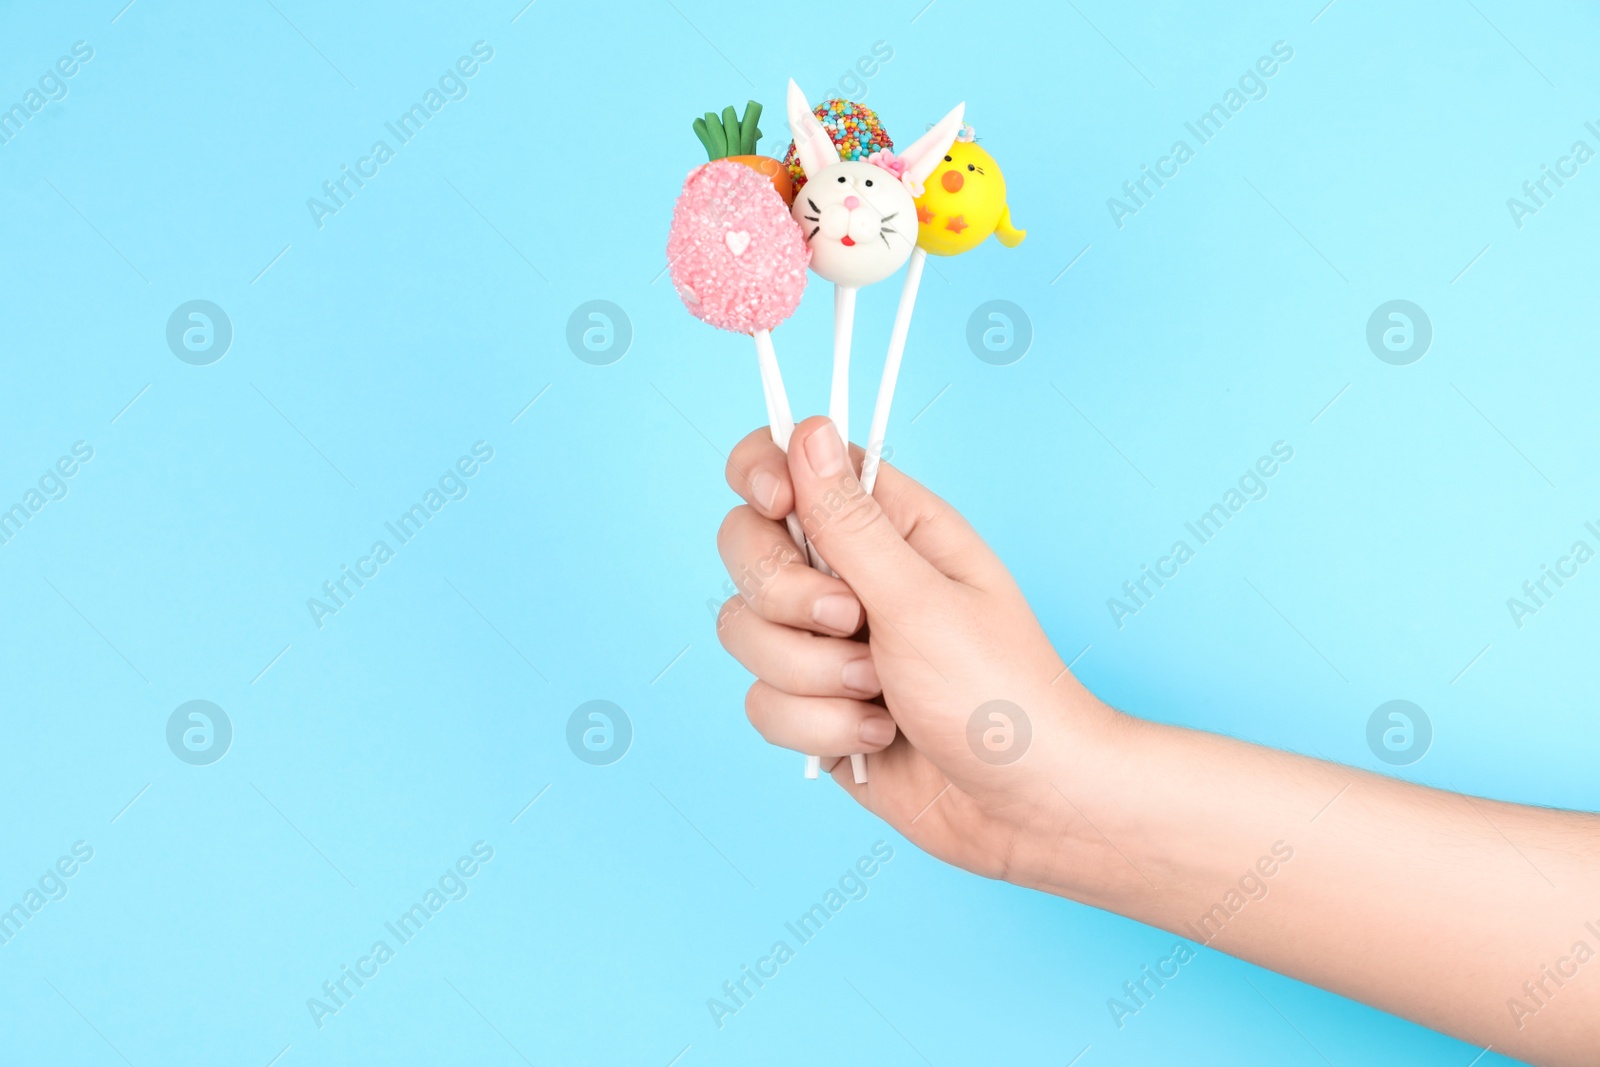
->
[692,100,764,160]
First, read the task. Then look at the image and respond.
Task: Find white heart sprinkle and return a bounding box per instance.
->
[725,230,751,256]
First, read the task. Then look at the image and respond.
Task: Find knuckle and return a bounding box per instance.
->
[715,505,750,554]
[715,595,746,644]
[800,479,876,542]
[743,682,771,732]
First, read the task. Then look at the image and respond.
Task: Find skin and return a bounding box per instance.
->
[716,416,1600,1067]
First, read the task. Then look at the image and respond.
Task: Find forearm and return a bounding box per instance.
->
[1019,704,1600,1065]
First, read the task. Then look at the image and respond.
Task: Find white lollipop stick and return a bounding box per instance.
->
[754,330,825,781]
[830,284,856,460]
[825,285,869,787]
[861,246,927,495]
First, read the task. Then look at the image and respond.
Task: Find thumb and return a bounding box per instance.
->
[788,417,946,615]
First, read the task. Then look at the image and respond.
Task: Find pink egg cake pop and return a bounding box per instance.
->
[668,159,808,334]
[667,154,829,777]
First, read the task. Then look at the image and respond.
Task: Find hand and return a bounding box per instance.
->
[718,419,1600,1067]
[717,417,1125,885]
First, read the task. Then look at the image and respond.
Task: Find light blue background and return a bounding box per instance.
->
[1,0,1595,1063]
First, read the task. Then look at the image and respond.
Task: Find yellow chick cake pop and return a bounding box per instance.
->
[913,125,1025,256]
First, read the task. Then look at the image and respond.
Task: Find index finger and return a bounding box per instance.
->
[726,427,795,522]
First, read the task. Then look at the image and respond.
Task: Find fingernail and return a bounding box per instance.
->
[859,716,896,746]
[804,422,846,477]
[841,657,879,694]
[751,471,779,512]
[812,594,861,633]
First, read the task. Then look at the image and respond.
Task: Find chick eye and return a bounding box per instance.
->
[837,176,847,183]
[864,179,873,187]
[943,155,951,161]
[967,163,976,171]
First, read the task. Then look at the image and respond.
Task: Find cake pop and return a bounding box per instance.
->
[692,100,794,206]
[859,123,1027,495]
[786,80,965,784]
[783,78,962,466]
[668,155,819,570]
[783,98,893,193]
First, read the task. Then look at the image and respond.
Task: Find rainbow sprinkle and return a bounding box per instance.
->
[784,99,893,191]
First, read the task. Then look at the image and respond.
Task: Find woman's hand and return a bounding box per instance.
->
[716,417,1600,1067]
[717,416,1125,887]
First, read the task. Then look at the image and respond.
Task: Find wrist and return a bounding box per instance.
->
[1000,686,1154,903]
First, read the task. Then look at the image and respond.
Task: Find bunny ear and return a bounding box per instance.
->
[898,102,966,187]
[787,79,839,178]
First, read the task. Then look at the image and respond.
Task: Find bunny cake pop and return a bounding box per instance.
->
[785,80,964,290]
[784,80,965,785]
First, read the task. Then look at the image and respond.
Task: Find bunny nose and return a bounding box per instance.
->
[942,170,964,192]
[843,195,860,210]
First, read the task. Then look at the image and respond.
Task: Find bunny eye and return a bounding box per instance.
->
[837,176,847,183]
[864,179,873,187]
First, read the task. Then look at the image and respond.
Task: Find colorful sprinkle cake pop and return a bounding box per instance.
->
[783,99,893,193]
[668,159,809,334]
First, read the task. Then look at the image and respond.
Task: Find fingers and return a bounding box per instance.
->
[728,424,1002,590]
[718,597,881,698]
[787,417,948,617]
[717,504,863,636]
[725,428,794,522]
[745,681,898,756]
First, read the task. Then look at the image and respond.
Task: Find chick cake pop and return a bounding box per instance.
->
[913,126,1026,256]
[782,98,893,194]
[859,123,1026,496]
